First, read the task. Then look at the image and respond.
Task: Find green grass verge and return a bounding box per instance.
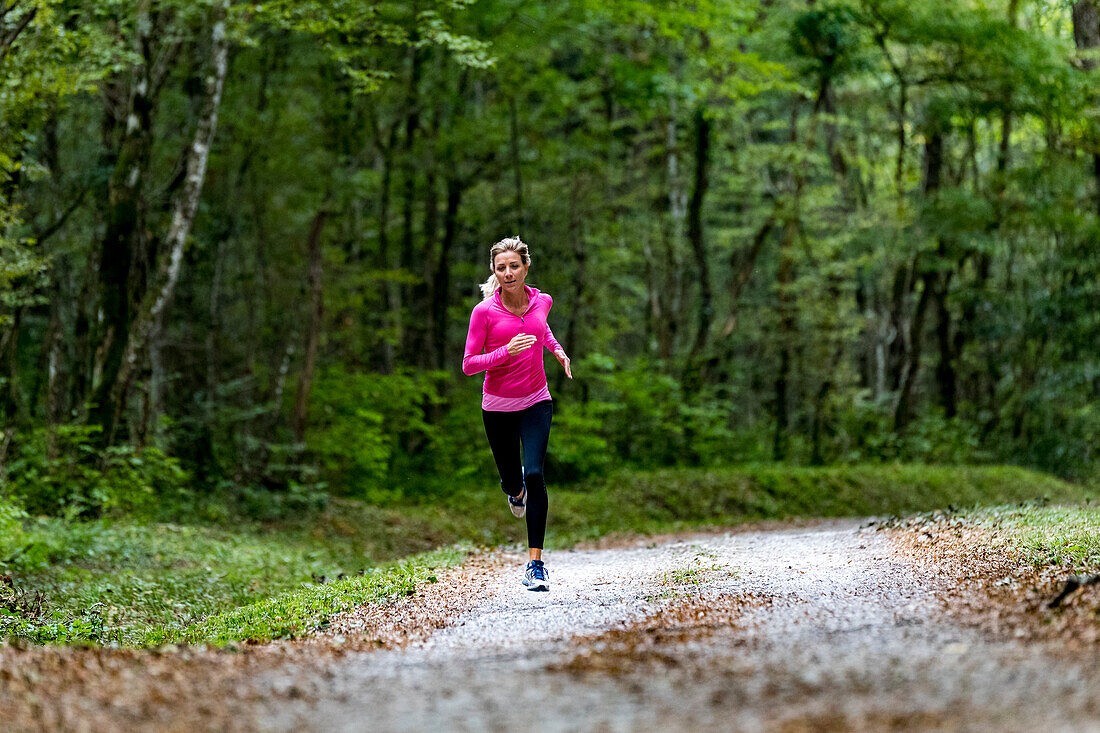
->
[1,463,1091,647]
[0,517,464,646]
[965,504,1100,572]
[166,547,462,646]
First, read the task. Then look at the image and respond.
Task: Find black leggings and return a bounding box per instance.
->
[482,400,553,549]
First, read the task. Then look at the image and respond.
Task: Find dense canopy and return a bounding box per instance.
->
[0,0,1098,515]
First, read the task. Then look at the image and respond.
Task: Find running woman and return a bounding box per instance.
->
[462,236,572,591]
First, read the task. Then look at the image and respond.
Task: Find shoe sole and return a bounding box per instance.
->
[507,490,526,518]
[523,579,549,591]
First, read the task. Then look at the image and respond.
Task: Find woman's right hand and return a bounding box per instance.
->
[505,333,537,356]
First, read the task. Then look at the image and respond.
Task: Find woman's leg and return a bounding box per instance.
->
[518,400,553,552]
[482,410,524,497]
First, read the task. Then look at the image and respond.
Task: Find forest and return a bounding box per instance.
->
[1,0,1099,522]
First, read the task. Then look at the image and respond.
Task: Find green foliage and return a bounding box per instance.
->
[1,0,1099,515]
[0,496,29,562]
[546,408,612,482]
[566,355,744,469]
[3,426,189,519]
[0,1,123,307]
[252,0,494,94]
[231,478,330,522]
[789,4,867,78]
[307,368,448,502]
[423,462,1089,549]
[836,401,985,464]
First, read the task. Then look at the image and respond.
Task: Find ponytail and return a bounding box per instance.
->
[479,274,500,300]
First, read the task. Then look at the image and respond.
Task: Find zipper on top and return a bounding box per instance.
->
[498,289,534,325]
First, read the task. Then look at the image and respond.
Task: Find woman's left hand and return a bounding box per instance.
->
[554,349,572,379]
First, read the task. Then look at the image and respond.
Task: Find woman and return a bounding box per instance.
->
[462,236,572,591]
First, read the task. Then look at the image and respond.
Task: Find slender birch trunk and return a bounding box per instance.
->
[102,0,230,448]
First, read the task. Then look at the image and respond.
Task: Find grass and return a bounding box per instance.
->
[965,504,1100,572]
[647,548,734,601]
[442,463,1091,546]
[0,517,465,646]
[170,547,462,646]
[1,463,1092,647]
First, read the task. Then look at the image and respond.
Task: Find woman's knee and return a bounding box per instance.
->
[523,469,546,492]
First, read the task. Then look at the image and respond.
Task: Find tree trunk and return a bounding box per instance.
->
[101,0,230,449]
[0,6,37,62]
[894,130,945,430]
[773,218,797,462]
[509,96,524,232]
[666,94,687,246]
[644,235,671,362]
[397,45,421,363]
[0,309,25,427]
[89,2,158,438]
[558,178,587,394]
[420,165,439,369]
[377,123,398,373]
[685,106,712,382]
[31,257,64,419]
[1073,0,1100,216]
[810,343,844,465]
[430,177,462,371]
[293,207,328,446]
[774,106,802,461]
[814,79,855,206]
[722,215,775,337]
[206,235,228,418]
[69,254,98,423]
[655,96,686,366]
[894,81,908,204]
[933,270,957,418]
[894,275,933,431]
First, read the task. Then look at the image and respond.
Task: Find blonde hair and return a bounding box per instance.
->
[479,236,531,300]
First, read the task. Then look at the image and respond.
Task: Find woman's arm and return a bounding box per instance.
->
[462,307,510,376]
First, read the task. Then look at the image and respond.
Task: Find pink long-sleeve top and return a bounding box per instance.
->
[463,285,562,411]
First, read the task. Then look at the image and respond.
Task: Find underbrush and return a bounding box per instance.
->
[0,463,1090,647]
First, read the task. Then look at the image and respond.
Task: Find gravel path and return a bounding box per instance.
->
[252,521,1100,732]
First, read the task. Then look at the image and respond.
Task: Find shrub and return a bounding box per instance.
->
[2,425,190,519]
[307,367,449,503]
[836,397,986,465]
[0,495,28,562]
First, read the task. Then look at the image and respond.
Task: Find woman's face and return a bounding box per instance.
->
[493,251,528,294]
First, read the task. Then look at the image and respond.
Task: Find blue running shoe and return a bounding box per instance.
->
[523,560,549,591]
[507,486,527,518]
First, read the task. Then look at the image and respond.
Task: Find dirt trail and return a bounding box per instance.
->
[260,520,1100,732]
[5,520,1100,732]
